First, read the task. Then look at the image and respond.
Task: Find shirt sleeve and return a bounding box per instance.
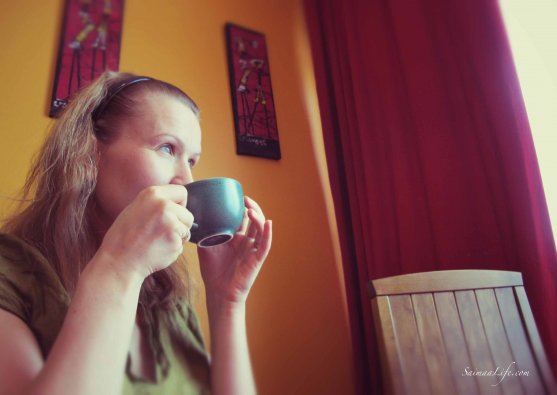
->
[0,239,35,322]
[0,233,70,356]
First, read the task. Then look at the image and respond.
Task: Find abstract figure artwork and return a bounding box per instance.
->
[225,23,281,160]
[49,0,124,117]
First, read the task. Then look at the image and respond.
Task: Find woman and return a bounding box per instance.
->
[0,71,272,394]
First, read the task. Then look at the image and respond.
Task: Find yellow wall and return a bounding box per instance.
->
[0,1,355,394]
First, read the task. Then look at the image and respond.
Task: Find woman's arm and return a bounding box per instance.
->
[0,253,142,395]
[198,197,272,395]
[38,255,141,395]
[0,185,192,395]
[206,299,255,395]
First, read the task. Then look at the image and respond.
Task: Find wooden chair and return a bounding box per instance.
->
[369,270,556,395]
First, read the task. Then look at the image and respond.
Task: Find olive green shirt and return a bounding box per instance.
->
[0,233,211,394]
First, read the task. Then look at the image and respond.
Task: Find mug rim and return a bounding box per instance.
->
[197,231,234,248]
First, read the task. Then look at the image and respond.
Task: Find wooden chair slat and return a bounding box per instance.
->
[495,287,545,394]
[411,293,456,394]
[389,295,432,394]
[434,291,480,394]
[455,290,503,394]
[475,288,524,395]
[371,296,405,395]
[515,287,557,393]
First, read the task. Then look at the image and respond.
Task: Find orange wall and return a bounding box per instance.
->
[0,1,356,394]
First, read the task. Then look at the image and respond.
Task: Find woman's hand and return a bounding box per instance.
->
[198,196,272,307]
[96,185,194,280]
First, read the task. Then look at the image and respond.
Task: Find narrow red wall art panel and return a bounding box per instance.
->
[50,0,124,117]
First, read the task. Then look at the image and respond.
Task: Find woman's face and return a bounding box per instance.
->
[94,92,202,228]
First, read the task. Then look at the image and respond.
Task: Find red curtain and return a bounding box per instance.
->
[305,0,557,393]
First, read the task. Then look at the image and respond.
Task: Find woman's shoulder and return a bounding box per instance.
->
[1,232,37,262]
[0,232,46,268]
[0,232,70,355]
[0,232,66,290]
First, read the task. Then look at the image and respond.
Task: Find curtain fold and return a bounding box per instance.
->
[305,0,557,393]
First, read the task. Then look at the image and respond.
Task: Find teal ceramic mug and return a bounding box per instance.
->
[185,177,245,247]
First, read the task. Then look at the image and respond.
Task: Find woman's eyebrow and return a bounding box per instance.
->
[150,133,183,146]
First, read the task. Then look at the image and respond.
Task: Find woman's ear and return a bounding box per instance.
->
[93,121,111,143]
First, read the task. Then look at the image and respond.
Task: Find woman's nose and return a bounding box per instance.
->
[173,160,194,185]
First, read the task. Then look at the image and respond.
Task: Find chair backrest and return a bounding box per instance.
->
[369,270,556,395]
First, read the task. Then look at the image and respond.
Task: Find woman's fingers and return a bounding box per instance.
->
[238,196,259,235]
[168,202,194,228]
[245,195,263,215]
[162,184,189,206]
[150,186,194,239]
[238,208,250,235]
[243,196,265,237]
[140,184,188,206]
[241,218,272,263]
[175,224,191,242]
[255,220,273,261]
[246,208,264,240]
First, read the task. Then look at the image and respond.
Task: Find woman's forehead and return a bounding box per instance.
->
[121,93,201,141]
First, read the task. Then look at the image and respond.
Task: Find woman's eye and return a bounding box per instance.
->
[188,158,196,168]
[159,144,174,155]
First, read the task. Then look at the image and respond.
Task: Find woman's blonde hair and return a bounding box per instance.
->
[3,71,199,311]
